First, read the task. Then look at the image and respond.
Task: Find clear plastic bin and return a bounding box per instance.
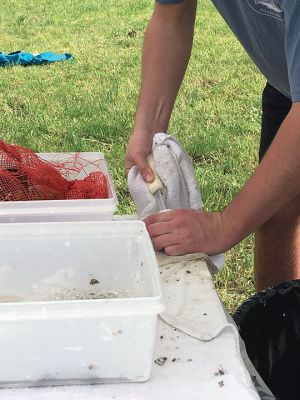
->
[0,152,118,223]
[0,220,164,387]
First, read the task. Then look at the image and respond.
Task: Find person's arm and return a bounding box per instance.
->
[223,101,300,246]
[144,102,300,255]
[125,0,197,181]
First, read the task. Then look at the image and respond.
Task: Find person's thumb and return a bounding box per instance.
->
[125,150,155,182]
[138,156,155,183]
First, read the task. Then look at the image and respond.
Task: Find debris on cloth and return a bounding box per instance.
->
[0,141,108,201]
[157,251,224,275]
[154,356,168,366]
[0,51,73,67]
[157,252,235,341]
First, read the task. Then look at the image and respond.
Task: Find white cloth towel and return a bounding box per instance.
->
[158,253,235,341]
[128,132,224,272]
[128,132,204,219]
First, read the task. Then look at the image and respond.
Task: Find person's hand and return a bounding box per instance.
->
[144,208,234,256]
[125,131,155,182]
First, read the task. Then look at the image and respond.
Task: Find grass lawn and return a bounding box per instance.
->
[0,0,265,312]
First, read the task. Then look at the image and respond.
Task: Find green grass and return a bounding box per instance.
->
[0,0,265,312]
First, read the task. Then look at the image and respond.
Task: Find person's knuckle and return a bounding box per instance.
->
[185,229,194,241]
[152,237,161,251]
[172,213,186,228]
[144,214,155,226]
[177,209,192,225]
[147,224,156,237]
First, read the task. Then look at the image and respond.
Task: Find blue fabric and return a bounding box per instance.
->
[0,51,73,67]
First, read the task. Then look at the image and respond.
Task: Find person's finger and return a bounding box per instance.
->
[125,161,134,177]
[164,244,184,256]
[125,154,154,182]
[144,210,175,226]
[152,233,177,252]
[125,155,138,176]
[147,220,173,238]
[133,152,154,182]
[140,163,155,183]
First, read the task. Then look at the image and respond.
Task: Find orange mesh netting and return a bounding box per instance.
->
[0,141,108,201]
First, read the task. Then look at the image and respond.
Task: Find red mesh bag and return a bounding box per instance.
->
[67,171,108,200]
[0,141,109,201]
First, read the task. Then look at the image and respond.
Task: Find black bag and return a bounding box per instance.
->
[233,280,300,400]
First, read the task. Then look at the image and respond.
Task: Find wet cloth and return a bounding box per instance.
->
[0,51,73,67]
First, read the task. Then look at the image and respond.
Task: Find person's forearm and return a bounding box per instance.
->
[223,102,300,247]
[134,1,197,134]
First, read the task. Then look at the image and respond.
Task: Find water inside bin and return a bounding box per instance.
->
[0,222,158,304]
[0,287,130,303]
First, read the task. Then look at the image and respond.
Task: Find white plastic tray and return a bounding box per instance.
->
[0,152,118,222]
[0,220,164,387]
[0,258,267,400]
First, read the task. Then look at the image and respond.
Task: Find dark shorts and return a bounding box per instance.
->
[259,82,292,161]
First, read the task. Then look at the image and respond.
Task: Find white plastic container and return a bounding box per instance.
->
[0,220,164,388]
[0,152,118,223]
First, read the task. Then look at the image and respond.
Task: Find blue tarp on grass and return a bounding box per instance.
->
[0,51,73,67]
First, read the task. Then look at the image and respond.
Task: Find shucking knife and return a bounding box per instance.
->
[147,155,166,211]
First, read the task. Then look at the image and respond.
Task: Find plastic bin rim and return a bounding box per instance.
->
[0,219,146,230]
[0,296,165,320]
